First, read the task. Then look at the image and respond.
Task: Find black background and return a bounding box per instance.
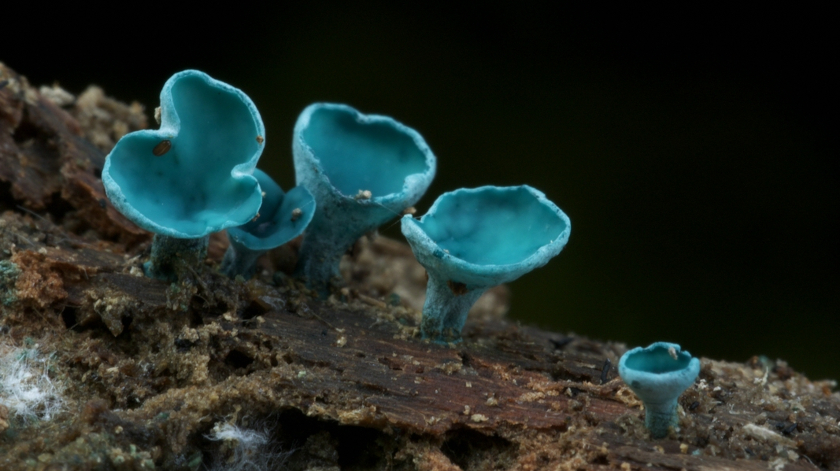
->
[3,4,836,380]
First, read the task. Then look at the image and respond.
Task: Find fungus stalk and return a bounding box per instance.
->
[219,241,262,279]
[294,216,357,293]
[419,277,487,342]
[146,235,209,280]
[643,397,683,439]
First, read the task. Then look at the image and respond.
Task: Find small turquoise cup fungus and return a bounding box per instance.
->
[102,70,265,281]
[400,185,571,343]
[221,169,315,279]
[292,103,436,296]
[618,342,701,438]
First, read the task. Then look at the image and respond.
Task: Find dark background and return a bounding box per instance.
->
[4,5,836,380]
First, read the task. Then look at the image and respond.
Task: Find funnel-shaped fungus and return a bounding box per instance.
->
[401,185,571,343]
[221,169,315,279]
[102,70,264,281]
[293,103,436,296]
[618,342,701,438]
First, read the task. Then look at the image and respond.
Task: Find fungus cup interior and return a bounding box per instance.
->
[108,74,261,235]
[237,170,285,238]
[624,345,693,374]
[303,107,429,197]
[229,170,313,250]
[416,187,568,266]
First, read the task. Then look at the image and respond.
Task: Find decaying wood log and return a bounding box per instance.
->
[1,62,838,471]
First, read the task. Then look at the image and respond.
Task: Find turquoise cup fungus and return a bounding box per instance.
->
[102,70,265,281]
[292,103,436,296]
[618,342,701,438]
[221,169,315,279]
[401,185,571,343]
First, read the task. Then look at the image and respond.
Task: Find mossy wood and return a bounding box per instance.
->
[1,63,839,470]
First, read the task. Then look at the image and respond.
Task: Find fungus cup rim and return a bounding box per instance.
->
[401,185,571,287]
[293,102,436,206]
[102,69,265,238]
[618,342,701,402]
[226,170,315,251]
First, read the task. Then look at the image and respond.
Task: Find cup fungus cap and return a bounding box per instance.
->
[401,185,571,289]
[102,70,265,238]
[226,169,315,252]
[619,342,700,404]
[294,103,436,208]
[401,185,571,342]
[293,103,436,294]
[618,342,701,438]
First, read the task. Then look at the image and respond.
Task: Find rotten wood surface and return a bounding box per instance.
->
[1,62,839,471]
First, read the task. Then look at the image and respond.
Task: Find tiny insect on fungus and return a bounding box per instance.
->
[152,140,172,156]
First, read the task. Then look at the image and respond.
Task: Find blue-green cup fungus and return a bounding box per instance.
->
[292,103,436,296]
[102,70,265,281]
[221,169,315,279]
[618,342,701,438]
[401,185,571,343]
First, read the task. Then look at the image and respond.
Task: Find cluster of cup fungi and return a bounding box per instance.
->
[104,70,699,438]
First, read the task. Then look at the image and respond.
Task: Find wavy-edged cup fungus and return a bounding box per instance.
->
[222,169,315,279]
[619,342,701,438]
[103,70,264,281]
[401,185,570,343]
[292,103,436,296]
